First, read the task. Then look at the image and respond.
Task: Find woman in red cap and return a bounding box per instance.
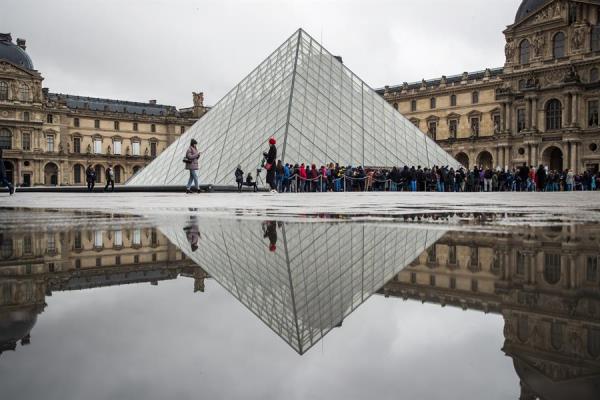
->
[263,137,277,193]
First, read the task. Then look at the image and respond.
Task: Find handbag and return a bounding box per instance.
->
[183,158,192,164]
[264,163,272,171]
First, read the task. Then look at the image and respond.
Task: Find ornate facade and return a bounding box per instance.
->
[378,0,600,174]
[0,33,208,186]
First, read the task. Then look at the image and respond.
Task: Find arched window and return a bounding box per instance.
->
[520,39,531,64]
[411,100,417,112]
[591,68,599,82]
[0,81,7,100]
[546,99,563,131]
[430,97,436,109]
[472,91,479,104]
[553,32,566,58]
[0,128,12,149]
[450,94,457,107]
[544,253,562,284]
[114,165,122,183]
[19,85,29,102]
[592,25,600,52]
[73,164,83,184]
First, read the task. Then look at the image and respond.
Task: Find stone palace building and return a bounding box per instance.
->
[378,0,600,173]
[0,33,207,186]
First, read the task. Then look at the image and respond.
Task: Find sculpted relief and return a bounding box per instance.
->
[532,33,546,58]
[505,39,515,62]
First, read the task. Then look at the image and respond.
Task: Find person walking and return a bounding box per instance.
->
[0,149,14,195]
[104,166,115,192]
[86,165,96,192]
[184,139,201,194]
[263,137,277,193]
[235,165,244,192]
[566,169,575,191]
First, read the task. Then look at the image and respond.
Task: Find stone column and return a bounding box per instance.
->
[525,99,532,130]
[570,142,578,172]
[571,93,579,126]
[532,144,538,167]
[527,145,532,166]
[501,103,507,131]
[564,94,572,127]
[531,98,538,130]
[507,104,513,134]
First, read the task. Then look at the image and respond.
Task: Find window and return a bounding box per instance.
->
[517,251,527,275]
[470,247,479,269]
[133,122,138,131]
[23,111,30,122]
[114,230,123,247]
[589,100,599,127]
[151,124,156,133]
[115,256,121,265]
[180,126,185,134]
[75,259,81,269]
[94,138,102,154]
[114,166,121,183]
[114,121,119,130]
[428,121,437,140]
[0,128,11,149]
[73,164,82,184]
[150,142,157,158]
[94,119,100,129]
[493,114,501,133]
[411,100,417,112]
[591,68,599,82]
[23,235,32,255]
[450,94,457,107]
[19,85,29,102]
[74,117,80,127]
[47,114,53,124]
[544,253,562,285]
[593,25,600,51]
[546,99,562,130]
[0,81,7,100]
[47,235,55,253]
[470,117,480,136]
[517,108,527,132]
[73,137,81,153]
[74,231,82,249]
[134,255,140,264]
[133,229,141,246]
[410,119,419,128]
[113,139,122,155]
[448,245,457,266]
[132,141,140,156]
[94,231,103,248]
[151,229,158,246]
[22,133,30,151]
[430,97,436,109]
[96,257,102,267]
[46,135,54,152]
[449,120,458,138]
[428,246,437,263]
[472,91,479,104]
[520,39,530,64]
[553,32,566,59]
[587,256,598,282]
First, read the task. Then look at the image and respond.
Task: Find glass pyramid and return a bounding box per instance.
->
[127,29,460,187]
[158,216,445,354]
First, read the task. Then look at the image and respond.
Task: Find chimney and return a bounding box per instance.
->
[333,55,343,64]
[149,99,157,105]
[16,38,26,50]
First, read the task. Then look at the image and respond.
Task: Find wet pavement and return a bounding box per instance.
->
[0,193,599,399]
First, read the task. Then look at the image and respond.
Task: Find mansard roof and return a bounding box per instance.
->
[46,93,179,116]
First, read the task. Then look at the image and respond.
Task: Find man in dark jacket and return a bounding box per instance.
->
[536,165,547,192]
[263,137,277,192]
[0,149,14,195]
[86,165,96,192]
[235,165,244,192]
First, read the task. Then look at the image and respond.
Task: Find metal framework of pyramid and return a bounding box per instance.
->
[158,216,445,354]
[128,29,460,187]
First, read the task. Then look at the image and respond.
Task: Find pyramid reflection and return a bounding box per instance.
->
[159,217,445,354]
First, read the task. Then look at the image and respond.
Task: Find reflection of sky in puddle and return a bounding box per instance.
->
[0,209,599,400]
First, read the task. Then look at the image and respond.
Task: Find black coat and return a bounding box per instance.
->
[0,157,6,179]
[265,144,277,165]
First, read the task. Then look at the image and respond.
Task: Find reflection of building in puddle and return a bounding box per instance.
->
[0,227,208,357]
[380,227,600,400]
[160,217,446,354]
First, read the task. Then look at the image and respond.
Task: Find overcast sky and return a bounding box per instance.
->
[3,0,520,108]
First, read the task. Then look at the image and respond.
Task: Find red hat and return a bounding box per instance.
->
[269,137,276,145]
[269,243,277,252]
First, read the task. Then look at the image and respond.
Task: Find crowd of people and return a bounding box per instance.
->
[236,158,600,193]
